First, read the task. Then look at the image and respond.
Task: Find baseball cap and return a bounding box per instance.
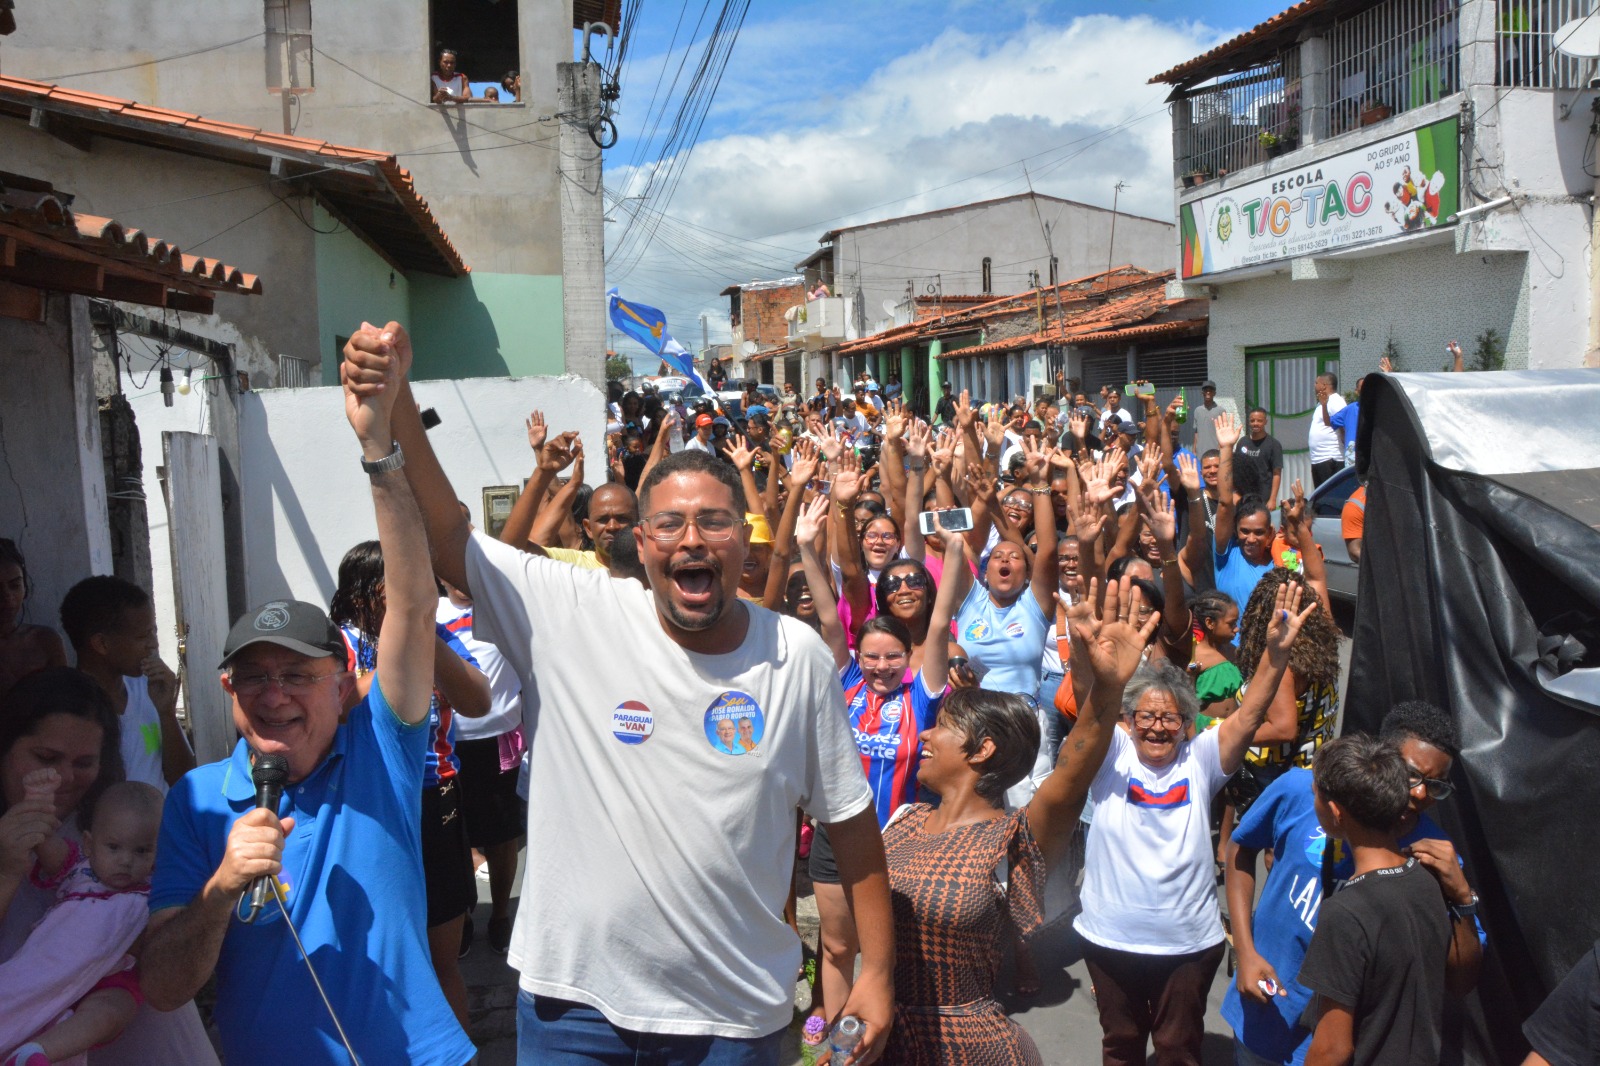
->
[712,416,732,429]
[695,413,714,429]
[1108,418,1141,437]
[219,600,345,668]
[745,404,770,419]
[1202,379,1218,390]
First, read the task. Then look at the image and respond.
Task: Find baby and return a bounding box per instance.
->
[1,771,163,1066]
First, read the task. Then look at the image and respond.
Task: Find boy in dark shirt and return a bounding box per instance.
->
[1299,734,1452,1066]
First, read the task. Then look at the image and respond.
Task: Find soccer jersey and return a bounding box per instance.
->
[839,659,943,828]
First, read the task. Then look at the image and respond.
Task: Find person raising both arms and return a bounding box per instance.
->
[343,321,894,1065]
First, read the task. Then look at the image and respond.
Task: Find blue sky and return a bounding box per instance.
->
[602,0,1291,366]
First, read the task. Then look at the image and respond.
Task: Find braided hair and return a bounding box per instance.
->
[1237,568,1340,690]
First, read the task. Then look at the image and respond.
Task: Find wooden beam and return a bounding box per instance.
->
[0,279,43,321]
[101,275,171,307]
[28,107,93,152]
[6,256,104,292]
[165,290,215,315]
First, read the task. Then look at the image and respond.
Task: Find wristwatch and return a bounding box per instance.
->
[360,441,405,477]
[1449,893,1480,920]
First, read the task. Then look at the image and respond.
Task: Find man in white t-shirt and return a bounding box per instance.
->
[1309,372,1348,488]
[59,575,195,791]
[684,412,716,454]
[343,322,894,1065]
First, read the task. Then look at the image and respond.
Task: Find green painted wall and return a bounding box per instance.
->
[314,204,410,385]
[407,272,565,381]
[313,201,565,383]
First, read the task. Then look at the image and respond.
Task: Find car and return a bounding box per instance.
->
[716,379,779,417]
[1308,464,1360,604]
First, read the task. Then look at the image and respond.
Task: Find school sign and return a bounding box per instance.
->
[1179,116,1460,278]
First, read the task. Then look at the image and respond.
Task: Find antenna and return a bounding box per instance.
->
[1554,16,1600,58]
[741,340,758,355]
[1106,180,1127,280]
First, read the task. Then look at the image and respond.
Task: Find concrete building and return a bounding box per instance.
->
[0,0,618,384]
[1155,0,1598,489]
[791,192,1175,413]
[719,276,805,383]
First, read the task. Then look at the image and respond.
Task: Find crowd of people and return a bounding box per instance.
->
[0,326,1589,1066]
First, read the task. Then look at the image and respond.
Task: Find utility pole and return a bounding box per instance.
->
[1106,180,1127,280]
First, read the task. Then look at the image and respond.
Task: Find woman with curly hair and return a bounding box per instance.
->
[1231,559,1341,816]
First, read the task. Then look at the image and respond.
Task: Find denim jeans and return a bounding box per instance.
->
[517,992,787,1066]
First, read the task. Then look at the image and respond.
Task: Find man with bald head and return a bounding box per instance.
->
[533,483,638,571]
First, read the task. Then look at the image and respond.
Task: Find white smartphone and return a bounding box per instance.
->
[919,508,974,536]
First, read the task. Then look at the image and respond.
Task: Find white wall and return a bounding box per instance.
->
[237,375,606,611]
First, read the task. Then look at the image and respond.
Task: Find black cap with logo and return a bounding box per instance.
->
[218,600,345,668]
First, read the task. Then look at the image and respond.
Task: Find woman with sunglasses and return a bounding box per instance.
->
[832,428,930,648]
[794,496,966,1034]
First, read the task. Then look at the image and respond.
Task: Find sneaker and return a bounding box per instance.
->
[475,862,491,884]
[488,915,514,955]
[458,916,475,959]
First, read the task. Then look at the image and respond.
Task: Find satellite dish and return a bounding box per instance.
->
[882,299,899,315]
[1554,16,1600,59]
[741,340,758,355]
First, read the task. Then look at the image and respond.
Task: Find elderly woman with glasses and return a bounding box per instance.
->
[1074,583,1315,1066]
[794,496,966,1040]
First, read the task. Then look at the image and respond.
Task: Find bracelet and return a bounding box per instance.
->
[360,441,405,477]
[1027,486,1051,496]
[1160,557,1180,568]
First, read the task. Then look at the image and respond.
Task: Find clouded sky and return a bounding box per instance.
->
[601,0,1290,368]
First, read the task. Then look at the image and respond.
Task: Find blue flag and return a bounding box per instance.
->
[608,288,709,392]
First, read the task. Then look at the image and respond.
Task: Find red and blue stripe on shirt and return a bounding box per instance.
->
[839,659,943,829]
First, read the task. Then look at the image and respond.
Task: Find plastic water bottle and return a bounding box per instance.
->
[828,1015,864,1060]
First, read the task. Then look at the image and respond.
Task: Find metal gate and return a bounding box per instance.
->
[1245,341,1340,497]
[162,431,236,763]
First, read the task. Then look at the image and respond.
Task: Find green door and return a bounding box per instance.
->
[1244,341,1341,497]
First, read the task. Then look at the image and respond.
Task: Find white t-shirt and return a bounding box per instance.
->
[1308,394,1348,463]
[437,599,524,741]
[121,676,169,794]
[1075,726,1229,954]
[464,532,872,1038]
[684,434,714,454]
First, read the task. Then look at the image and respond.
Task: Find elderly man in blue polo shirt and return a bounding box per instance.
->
[138,346,473,1065]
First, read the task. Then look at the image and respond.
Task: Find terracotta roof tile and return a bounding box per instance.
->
[0,74,465,275]
[1150,0,1330,87]
[0,176,262,303]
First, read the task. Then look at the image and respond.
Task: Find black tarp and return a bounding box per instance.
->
[1345,372,1600,1064]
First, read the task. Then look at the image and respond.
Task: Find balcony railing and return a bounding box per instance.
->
[786,296,847,349]
[1497,0,1597,88]
[1174,51,1302,184]
[1327,0,1460,138]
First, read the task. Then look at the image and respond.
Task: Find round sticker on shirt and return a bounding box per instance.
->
[1004,621,1026,638]
[704,690,765,756]
[881,698,904,726]
[611,701,655,745]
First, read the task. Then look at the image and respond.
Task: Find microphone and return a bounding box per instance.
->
[245,753,290,922]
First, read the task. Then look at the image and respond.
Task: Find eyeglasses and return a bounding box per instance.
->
[1002,496,1031,509]
[1407,770,1454,801]
[859,652,907,667]
[1133,712,1184,729]
[639,510,745,543]
[880,571,930,595]
[231,671,340,696]
[862,530,900,543]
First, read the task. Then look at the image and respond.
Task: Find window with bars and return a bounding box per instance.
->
[279,354,313,389]
[1175,51,1302,181]
[1496,0,1598,88]
[1326,0,1460,137]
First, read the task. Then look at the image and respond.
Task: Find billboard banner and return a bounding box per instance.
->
[1179,115,1460,278]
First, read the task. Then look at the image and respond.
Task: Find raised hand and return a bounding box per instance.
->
[1281,479,1309,533]
[794,493,830,551]
[526,410,548,453]
[1071,490,1108,544]
[340,322,406,445]
[789,437,822,487]
[1215,411,1243,449]
[906,417,931,460]
[1263,581,1316,661]
[817,420,844,462]
[1071,577,1160,689]
[538,430,581,474]
[883,399,907,442]
[1174,451,1202,493]
[954,389,976,430]
[1068,411,1090,441]
[983,412,1008,449]
[962,463,996,504]
[1138,480,1177,546]
[1021,437,1051,484]
[1136,443,1165,487]
[727,433,756,472]
[831,449,864,505]
[1080,456,1116,507]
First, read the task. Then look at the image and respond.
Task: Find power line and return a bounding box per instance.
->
[32,32,265,81]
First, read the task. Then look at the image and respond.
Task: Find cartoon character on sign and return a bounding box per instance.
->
[1423,170,1445,223]
[1216,203,1233,243]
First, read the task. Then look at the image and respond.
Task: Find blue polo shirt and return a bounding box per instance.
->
[150,676,474,1066]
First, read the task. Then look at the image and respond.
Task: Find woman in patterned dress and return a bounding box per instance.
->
[876,576,1160,1065]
